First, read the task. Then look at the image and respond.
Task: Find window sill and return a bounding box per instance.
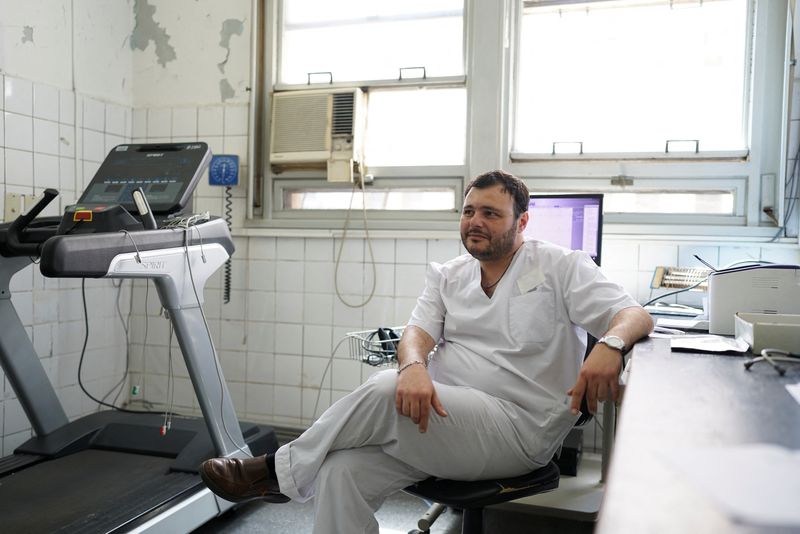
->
[235,219,794,245]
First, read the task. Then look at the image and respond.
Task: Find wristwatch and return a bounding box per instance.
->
[597,335,626,352]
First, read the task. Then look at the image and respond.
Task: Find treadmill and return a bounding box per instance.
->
[0,142,278,533]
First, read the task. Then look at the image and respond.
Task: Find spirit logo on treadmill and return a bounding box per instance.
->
[141,260,166,270]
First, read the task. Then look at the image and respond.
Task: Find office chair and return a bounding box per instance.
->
[404,460,561,534]
[404,336,599,534]
[404,403,593,534]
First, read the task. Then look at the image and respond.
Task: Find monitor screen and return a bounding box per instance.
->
[78,142,211,215]
[524,193,603,265]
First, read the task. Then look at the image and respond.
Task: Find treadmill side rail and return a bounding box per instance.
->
[127,488,234,534]
[105,230,251,458]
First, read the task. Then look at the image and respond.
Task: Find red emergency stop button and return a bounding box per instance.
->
[73,210,93,222]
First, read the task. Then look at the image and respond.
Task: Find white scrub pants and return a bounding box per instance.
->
[273,369,551,534]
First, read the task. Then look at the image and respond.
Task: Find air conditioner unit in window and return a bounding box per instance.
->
[269,88,366,183]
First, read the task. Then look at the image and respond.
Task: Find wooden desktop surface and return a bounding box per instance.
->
[596,337,800,533]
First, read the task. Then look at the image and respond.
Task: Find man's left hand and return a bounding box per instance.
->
[567,345,622,415]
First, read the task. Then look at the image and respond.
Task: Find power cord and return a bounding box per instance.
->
[223,187,233,304]
[770,131,800,241]
[311,336,349,423]
[77,278,170,415]
[334,178,377,308]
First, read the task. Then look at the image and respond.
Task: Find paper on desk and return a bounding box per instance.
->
[657,316,709,331]
[660,444,800,528]
[786,383,800,406]
[670,334,749,353]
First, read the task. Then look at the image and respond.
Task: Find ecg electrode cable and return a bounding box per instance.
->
[100,279,134,407]
[183,222,252,458]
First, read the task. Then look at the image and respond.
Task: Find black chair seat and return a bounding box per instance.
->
[405,460,560,510]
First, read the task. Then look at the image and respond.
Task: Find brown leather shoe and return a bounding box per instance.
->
[200,455,290,503]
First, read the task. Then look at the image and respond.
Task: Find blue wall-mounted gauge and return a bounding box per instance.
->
[209,154,239,186]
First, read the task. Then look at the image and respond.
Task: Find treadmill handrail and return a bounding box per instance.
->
[40,218,235,278]
[4,188,59,256]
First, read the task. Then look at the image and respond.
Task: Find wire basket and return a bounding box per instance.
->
[347,326,405,367]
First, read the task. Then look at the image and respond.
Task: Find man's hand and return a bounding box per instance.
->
[569,307,654,415]
[395,364,448,433]
[567,344,622,415]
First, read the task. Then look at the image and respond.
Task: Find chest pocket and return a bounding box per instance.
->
[509,289,555,344]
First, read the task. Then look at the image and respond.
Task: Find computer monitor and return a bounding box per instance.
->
[523,193,603,265]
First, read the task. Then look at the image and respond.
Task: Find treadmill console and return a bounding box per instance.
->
[58,142,210,234]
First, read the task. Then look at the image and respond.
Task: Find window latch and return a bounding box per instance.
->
[551,141,583,155]
[399,66,427,80]
[307,71,333,85]
[665,139,699,153]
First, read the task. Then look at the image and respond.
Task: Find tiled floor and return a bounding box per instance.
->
[193,490,462,533]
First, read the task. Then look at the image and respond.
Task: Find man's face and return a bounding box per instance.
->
[460,185,527,261]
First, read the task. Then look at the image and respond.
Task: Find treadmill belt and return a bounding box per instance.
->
[0,449,201,533]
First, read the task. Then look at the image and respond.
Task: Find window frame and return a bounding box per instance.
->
[250,0,468,230]
[249,0,792,239]
[511,0,753,161]
[503,0,790,235]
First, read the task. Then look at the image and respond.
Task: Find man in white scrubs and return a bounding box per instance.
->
[201,170,653,534]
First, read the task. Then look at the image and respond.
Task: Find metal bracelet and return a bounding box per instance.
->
[397,360,426,375]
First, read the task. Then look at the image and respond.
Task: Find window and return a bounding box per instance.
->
[514,0,748,157]
[364,88,466,167]
[279,0,464,84]
[258,0,466,222]
[508,0,786,229]
[254,0,790,235]
[283,187,456,210]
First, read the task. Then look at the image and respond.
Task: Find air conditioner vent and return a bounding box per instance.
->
[269,88,365,181]
[271,93,331,154]
[331,92,355,136]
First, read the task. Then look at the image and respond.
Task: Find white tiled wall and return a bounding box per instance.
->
[0,73,134,454]
[122,102,800,431]
[7,94,800,447]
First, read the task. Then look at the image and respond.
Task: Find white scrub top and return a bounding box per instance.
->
[407,239,640,459]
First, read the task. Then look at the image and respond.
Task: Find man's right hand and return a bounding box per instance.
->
[395,364,447,433]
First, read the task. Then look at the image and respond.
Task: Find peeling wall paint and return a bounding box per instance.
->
[219,78,236,100]
[0,0,250,108]
[0,0,134,103]
[130,0,176,67]
[0,0,72,88]
[130,0,251,107]
[217,18,244,74]
[21,26,34,44]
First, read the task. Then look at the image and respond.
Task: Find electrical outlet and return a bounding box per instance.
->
[4,192,28,222]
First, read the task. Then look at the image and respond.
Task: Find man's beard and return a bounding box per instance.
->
[461,224,517,261]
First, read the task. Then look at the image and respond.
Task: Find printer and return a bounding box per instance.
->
[708,264,800,335]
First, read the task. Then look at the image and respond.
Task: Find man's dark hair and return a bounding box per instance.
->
[464,170,529,220]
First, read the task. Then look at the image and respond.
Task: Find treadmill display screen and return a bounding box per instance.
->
[78,143,211,215]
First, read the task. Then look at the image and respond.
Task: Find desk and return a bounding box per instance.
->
[596,338,800,533]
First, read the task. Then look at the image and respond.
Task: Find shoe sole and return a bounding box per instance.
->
[199,465,291,504]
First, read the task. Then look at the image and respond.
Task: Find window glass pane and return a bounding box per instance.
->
[515,0,748,154]
[283,187,456,210]
[281,0,464,84]
[603,191,735,214]
[364,88,466,166]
